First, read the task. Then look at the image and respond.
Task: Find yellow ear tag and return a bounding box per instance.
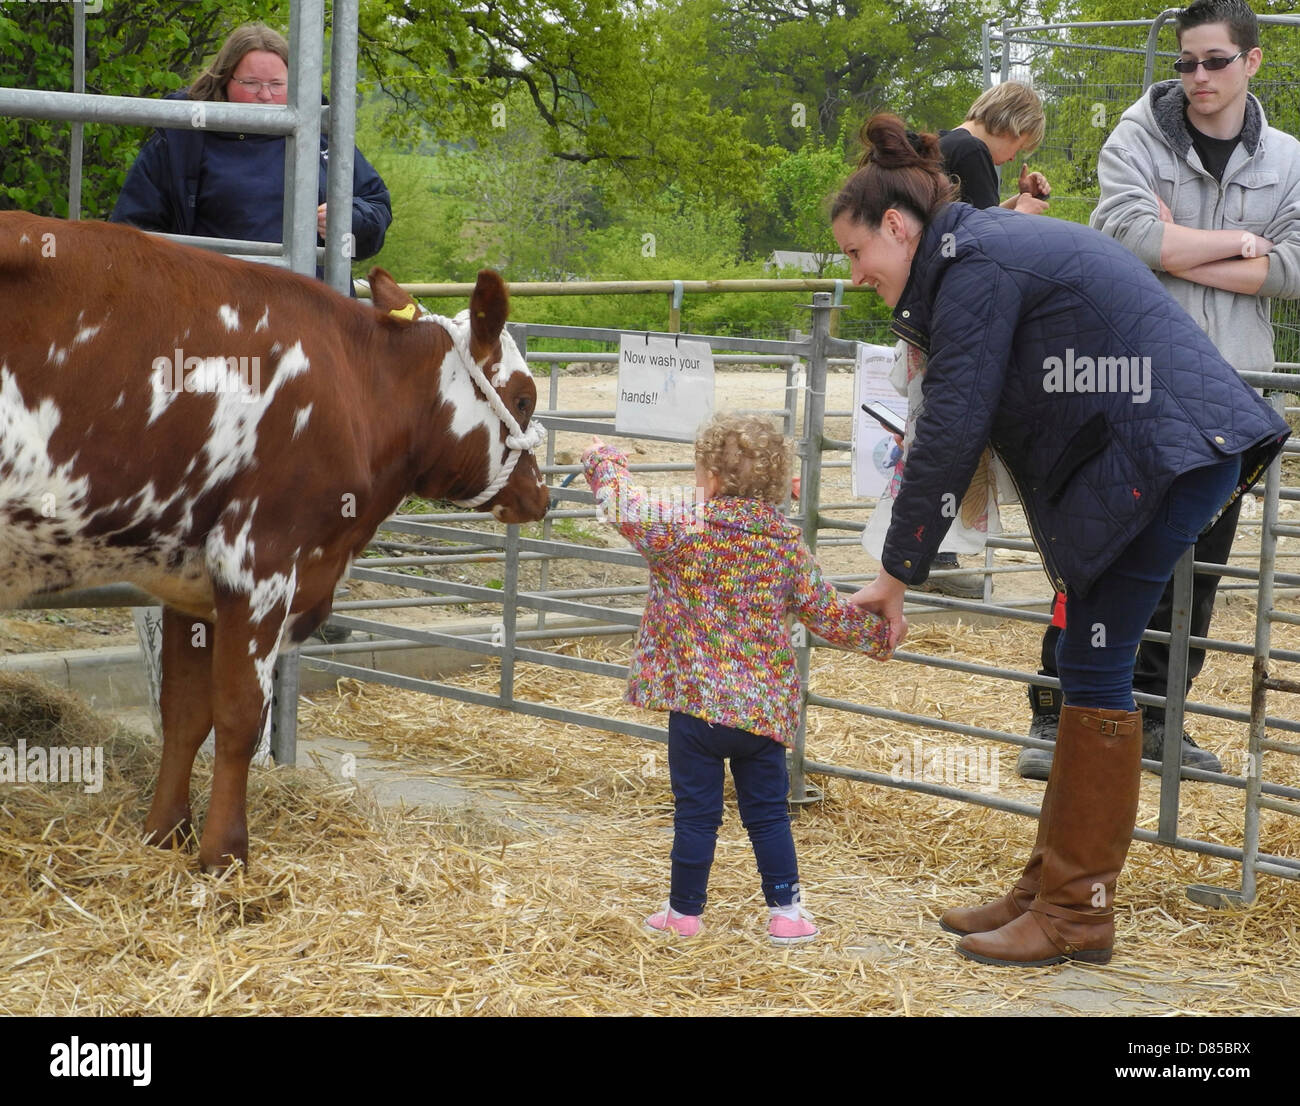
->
[389,304,417,321]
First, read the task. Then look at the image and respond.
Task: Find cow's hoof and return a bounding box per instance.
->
[143,814,195,851]
[199,840,248,875]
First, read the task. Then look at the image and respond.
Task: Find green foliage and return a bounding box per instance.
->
[1,0,285,218]
[356,0,769,210]
[681,0,1018,150]
[757,129,853,267]
[362,149,479,283]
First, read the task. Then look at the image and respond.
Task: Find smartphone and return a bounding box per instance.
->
[862,402,906,437]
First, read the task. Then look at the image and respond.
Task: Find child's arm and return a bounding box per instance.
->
[581,441,696,558]
[791,543,892,658]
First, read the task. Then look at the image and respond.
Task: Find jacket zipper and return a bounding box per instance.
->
[888,323,1065,592]
[990,444,1067,594]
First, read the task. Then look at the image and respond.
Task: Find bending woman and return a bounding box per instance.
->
[834,114,1288,967]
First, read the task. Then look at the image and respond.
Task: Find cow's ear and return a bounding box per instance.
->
[469,270,508,353]
[369,268,415,317]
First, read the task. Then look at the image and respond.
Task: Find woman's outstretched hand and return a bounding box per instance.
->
[850,571,908,655]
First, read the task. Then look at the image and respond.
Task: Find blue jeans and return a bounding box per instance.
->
[1056,458,1242,709]
[667,712,799,915]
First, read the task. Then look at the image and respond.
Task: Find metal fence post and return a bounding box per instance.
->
[284,0,325,277]
[1157,548,1193,843]
[790,292,832,805]
[69,1,86,220]
[1143,9,1180,90]
[518,322,554,634]
[324,0,359,294]
[500,524,520,706]
[270,650,301,766]
[268,0,326,764]
[1242,400,1285,904]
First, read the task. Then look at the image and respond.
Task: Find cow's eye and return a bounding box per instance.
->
[516,396,531,416]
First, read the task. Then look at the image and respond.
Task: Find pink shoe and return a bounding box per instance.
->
[644,902,702,938]
[768,900,818,946]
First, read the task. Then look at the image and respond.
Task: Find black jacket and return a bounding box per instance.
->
[110,91,392,262]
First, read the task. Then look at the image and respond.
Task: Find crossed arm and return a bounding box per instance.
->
[1091,136,1300,298]
[1157,196,1273,294]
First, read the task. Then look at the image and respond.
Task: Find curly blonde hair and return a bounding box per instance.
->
[695,414,791,504]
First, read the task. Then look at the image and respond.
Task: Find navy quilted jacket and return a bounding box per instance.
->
[886,203,1288,596]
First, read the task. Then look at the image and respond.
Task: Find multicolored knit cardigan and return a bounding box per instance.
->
[582,443,890,745]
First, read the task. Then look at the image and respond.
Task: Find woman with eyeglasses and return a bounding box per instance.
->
[111,22,392,268]
[832,112,1288,968]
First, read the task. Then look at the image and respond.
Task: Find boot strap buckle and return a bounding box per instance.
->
[1079,712,1137,737]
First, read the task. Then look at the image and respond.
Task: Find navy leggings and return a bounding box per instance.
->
[1055,458,1242,709]
[667,712,799,915]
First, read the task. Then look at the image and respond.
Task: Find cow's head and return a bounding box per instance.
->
[370,268,550,524]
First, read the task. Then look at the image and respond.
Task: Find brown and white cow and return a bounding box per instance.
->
[0,211,549,870]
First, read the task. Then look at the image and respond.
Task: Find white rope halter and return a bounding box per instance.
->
[411,304,546,510]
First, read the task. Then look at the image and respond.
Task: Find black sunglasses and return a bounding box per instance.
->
[1173,50,1247,73]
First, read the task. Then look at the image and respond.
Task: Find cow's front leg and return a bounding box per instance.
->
[199,585,293,873]
[143,607,214,850]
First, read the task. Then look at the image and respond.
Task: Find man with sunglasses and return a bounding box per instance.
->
[1016,0,1300,781]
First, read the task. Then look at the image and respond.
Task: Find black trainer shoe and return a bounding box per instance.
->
[1140,715,1223,774]
[1015,682,1061,781]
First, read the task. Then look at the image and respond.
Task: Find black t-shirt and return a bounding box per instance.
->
[939,128,1001,210]
[1186,110,1240,183]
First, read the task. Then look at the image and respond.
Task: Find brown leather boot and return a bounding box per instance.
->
[956,705,1141,966]
[939,739,1061,935]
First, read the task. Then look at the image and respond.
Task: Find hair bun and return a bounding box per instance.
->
[857,113,942,171]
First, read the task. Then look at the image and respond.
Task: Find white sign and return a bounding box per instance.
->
[615,335,715,441]
[852,342,907,497]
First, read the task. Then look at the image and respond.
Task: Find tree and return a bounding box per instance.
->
[356,0,771,208]
[758,132,853,271]
[679,0,1021,151]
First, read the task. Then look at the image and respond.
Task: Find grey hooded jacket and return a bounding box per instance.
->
[1090,79,1300,373]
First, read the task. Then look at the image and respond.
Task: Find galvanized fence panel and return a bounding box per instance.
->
[295,289,1300,902]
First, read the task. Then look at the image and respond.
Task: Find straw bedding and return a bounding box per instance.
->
[0,604,1297,1016]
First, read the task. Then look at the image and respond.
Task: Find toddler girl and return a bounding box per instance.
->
[582,413,890,945]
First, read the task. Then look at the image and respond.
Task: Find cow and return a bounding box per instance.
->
[0,211,550,871]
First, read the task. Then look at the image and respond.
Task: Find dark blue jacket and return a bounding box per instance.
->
[110,91,392,263]
[886,203,1288,597]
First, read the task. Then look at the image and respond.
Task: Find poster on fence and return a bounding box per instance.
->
[614,334,715,441]
[852,341,907,498]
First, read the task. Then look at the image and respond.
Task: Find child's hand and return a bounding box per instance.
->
[850,571,908,655]
[590,435,605,450]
